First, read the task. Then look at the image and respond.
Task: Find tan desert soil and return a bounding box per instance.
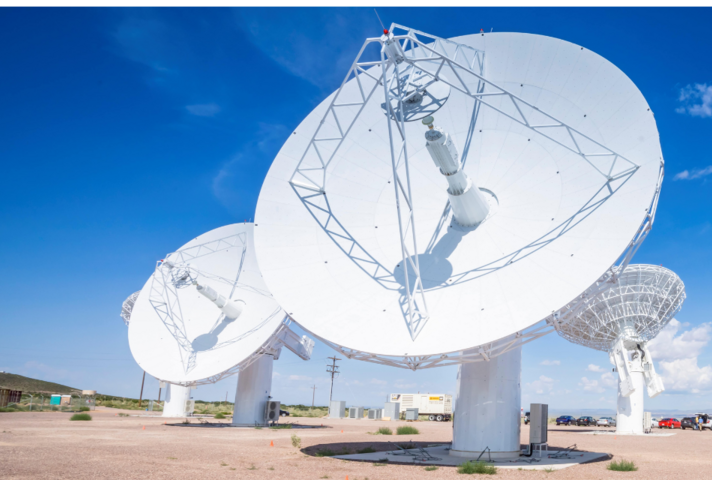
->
[1,409,711,479]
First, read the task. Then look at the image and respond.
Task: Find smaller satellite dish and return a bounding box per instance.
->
[553,264,685,434]
[120,291,141,326]
[128,223,288,385]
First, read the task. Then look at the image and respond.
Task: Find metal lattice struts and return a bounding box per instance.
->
[288,24,646,344]
[120,291,141,326]
[148,231,248,374]
[552,264,686,352]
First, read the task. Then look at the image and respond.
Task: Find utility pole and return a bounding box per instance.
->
[138,371,146,408]
[311,385,316,411]
[326,356,341,405]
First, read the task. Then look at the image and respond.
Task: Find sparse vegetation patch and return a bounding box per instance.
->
[608,459,638,472]
[396,426,419,435]
[457,461,497,475]
[69,413,92,421]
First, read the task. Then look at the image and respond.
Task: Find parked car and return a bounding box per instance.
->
[658,418,681,429]
[556,415,577,426]
[523,411,530,425]
[577,416,596,426]
[651,417,660,429]
[681,417,696,430]
[695,413,712,430]
[597,417,616,427]
[279,409,289,417]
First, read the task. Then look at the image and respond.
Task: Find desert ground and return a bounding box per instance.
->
[1,408,710,479]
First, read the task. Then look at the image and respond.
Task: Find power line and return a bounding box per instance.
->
[326,356,341,405]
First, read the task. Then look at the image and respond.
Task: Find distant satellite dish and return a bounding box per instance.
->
[553,264,685,434]
[126,223,314,420]
[254,25,664,458]
[120,291,141,326]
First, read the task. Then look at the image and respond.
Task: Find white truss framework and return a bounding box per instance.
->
[286,24,653,364]
[551,264,685,352]
[315,321,552,371]
[120,291,141,326]
[160,317,295,387]
[148,232,248,374]
[546,163,664,327]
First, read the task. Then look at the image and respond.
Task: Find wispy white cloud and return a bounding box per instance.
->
[235,9,379,89]
[370,378,387,386]
[579,376,604,393]
[526,375,555,395]
[393,380,417,390]
[676,83,712,118]
[211,122,290,215]
[540,360,560,366]
[648,319,712,393]
[185,103,221,117]
[648,319,712,361]
[586,364,605,373]
[674,166,712,181]
[288,375,312,381]
[600,372,617,388]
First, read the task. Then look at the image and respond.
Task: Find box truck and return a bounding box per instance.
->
[388,393,452,421]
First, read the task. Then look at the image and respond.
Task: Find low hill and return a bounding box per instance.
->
[0,372,80,394]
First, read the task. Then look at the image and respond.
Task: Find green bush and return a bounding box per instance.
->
[608,459,638,472]
[70,413,92,421]
[291,434,301,448]
[396,426,419,435]
[424,466,439,471]
[269,424,292,429]
[79,407,90,412]
[357,446,376,454]
[457,461,497,475]
[214,413,226,419]
[376,427,393,435]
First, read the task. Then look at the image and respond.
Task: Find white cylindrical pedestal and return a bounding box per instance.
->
[451,348,522,460]
[616,370,645,434]
[232,354,274,426]
[162,384,192,417]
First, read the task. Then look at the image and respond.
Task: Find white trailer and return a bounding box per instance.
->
[388,393,452,421]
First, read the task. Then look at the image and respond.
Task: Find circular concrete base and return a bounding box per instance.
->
[449,449,521,460]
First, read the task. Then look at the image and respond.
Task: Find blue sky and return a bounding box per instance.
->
[1,7,711,412]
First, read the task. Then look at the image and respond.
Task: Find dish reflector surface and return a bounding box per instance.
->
[555,264,685,352]
[129,223,284,383]
[255,32,662,357]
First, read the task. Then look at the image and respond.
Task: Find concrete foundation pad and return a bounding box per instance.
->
[576,430,676,437]
[334,445,610,470]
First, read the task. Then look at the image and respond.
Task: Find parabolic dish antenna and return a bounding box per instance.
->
[120,291,141,326]
[553,264,685,434]
[128,223,288,385]
[254,26,663,361]
[554,264,685,352]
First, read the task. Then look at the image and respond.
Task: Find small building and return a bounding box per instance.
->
[0,389,22,407]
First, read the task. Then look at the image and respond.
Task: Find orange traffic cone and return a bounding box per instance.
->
[270,440,274,447]
[142,426,145,430]
[341,430,344,433]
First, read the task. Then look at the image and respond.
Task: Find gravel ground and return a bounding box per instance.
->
[1,408,710,479]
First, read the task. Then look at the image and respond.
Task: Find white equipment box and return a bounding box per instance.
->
[348,406,364,419]
[329,400,346,419]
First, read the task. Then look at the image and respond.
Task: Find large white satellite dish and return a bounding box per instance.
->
[255,26,662,362]
[127,223,314,421]
[553,264,685,434]
[254,25,664,458]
